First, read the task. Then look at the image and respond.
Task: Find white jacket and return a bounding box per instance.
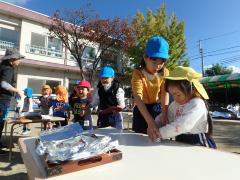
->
[160,97,208,139]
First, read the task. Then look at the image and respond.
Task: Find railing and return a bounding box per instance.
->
[0,40,16,50]
[69,55,98,69]
[25,44,63,59]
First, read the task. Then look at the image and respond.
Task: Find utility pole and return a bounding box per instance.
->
[199,40,204,77]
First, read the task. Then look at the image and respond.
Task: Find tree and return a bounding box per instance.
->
[128,4,188,70]
[205,63,233,76]
[49,8,134,82]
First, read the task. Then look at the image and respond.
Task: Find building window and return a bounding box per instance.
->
[31,32,46,47]
[101,50,118,69]
[81,46,97,69]
[47,37,63,58]
[82,46,96,60]
[27,78,61,94]
[0,27,20,50]
[46,80,61,94]
[27,33,63,58]
[28,78,44,94]
[29,32,46,55]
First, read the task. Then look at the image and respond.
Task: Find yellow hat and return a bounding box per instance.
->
[165,66,209,99]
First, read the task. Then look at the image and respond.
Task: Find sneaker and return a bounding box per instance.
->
[0,149,8,155]
[21,129,30,135]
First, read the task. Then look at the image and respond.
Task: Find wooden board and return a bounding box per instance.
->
[43,149,122,177]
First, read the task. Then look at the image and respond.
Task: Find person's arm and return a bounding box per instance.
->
[134,94,160,140]
[116,87,125,109]
[131,70,160,141]
[1,67,24,97]
[1,81,24,97]
[159,98,207,139]
[159,80,169,125]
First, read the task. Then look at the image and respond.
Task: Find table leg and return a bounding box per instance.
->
[9,123,17,161]
[4,120,8,141]
[43,122,47,130]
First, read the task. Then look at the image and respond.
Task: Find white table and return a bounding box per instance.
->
[19,128,240,180]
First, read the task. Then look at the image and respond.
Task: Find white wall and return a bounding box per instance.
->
[16,66,82,91]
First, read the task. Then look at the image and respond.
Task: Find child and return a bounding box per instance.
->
[39,85,53,129]
[15,94,23,118]
[131,35,169,136]
[21,88,34,135]
[70,80,93,131]
[91,66,125,129]
[48,85,70,126]
[155,66,216,148]
[69,80,80,106]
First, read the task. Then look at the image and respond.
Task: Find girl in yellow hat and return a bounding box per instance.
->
[154,66,216,148]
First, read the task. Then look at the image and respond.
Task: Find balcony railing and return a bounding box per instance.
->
[0,40,16,50]
[69,55,98,69]
[25,44,63,59]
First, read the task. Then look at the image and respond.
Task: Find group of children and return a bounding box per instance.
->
[16,35,217,149]
[16,66,125,134]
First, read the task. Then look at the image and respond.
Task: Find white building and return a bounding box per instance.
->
[0,1,124,97]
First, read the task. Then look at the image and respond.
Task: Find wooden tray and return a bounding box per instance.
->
[43,149,122,177]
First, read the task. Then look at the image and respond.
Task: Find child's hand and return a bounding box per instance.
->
[54,107,63,112]
[114,106,123,112]
[147,120,161,142]
[80,110,86,117]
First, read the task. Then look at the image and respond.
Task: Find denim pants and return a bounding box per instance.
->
[97,112,123,130]
[0,99,11,140]
[0,100,11,122]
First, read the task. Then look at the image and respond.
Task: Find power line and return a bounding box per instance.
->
[221,58,240,65]
[219,54,240,61]
[190,49,240,61]
[204,54,240,66]
[204,49,240,57]
[188,44,240,59]
[200,30,240,42]
[220,57,240,65]
[204,45,240,55]
[187,30,240,61]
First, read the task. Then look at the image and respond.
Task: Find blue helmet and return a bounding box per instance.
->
[24,88,33,98]
[145,35,169,59]
[75,80,80,85]
[99,66,115,78]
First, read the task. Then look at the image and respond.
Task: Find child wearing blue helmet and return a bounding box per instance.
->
[21,88,34,135]
[91,66,125,129]
[131,35,169,139]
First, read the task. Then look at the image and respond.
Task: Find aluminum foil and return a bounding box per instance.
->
[36,123,118,163]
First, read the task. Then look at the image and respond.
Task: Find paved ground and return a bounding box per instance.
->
[0,115,240,179]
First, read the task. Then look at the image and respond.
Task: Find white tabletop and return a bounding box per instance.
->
[19,128,240,180]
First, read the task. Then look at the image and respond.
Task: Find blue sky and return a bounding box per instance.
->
[3,0,240,73]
